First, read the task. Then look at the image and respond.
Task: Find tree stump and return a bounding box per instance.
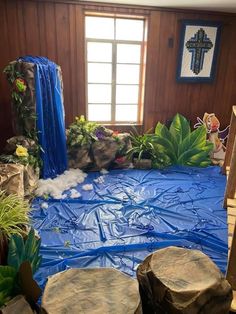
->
[42,268,142,314]
[137,246,232,314]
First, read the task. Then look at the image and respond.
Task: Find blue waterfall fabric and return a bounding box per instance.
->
[18,56,68,179]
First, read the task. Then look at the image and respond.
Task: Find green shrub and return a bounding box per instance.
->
[153,113,213,167]
[0,191,30,238]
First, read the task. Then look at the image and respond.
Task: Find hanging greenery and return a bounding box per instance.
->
[3,64,37,140]
[3,63,42,171]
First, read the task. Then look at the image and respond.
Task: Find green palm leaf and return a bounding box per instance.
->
[169,113,190,144]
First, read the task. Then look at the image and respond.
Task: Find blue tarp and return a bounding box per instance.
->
[31,166,228,290]
[18,56,68,179]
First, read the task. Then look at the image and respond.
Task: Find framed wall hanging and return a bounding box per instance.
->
[177,20,221,83]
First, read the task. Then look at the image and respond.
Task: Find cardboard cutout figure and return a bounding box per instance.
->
[194,113,229,162]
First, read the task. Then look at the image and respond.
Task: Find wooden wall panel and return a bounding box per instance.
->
[0,0,236,151]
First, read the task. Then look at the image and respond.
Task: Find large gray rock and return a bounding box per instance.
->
[42,268,142,314]
[137,246,232,314]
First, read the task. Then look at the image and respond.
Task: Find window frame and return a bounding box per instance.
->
[85,13,147,125]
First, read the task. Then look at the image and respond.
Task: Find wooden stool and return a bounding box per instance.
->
[137,246,232,314]
[42,268,142,314]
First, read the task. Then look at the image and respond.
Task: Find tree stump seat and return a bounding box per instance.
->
[137,246,232,314]
[42,268,142,314]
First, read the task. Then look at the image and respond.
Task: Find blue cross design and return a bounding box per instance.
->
[186,28,213,75]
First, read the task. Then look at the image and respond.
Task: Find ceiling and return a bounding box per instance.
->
[84,0,236,13]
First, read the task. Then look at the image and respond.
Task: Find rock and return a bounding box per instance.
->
[0,163,24,197]
[137,246,232,314]
[133,158,152,169]
[4,136,37,154]
[0,163,39,197]
[92,138,118,169]
[23,165,39,196]
[0,295,34,314]
[68,145,92,169]
[42,268,142,314]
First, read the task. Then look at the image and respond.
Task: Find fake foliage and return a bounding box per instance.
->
[127,130,171,169]
[3,64,42,170]
[0,191,30,238]
[0,229,41,307]
[3,64,37,140]
[153,113,214,167]
[0,143,41,170]
[67,115,100,148]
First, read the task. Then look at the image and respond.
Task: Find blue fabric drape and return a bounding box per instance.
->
[18,56,68,178]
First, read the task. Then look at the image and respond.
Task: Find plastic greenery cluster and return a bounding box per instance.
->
[0,191,30,238]
[0,228,41,307]
[3,64,37,140]
[0,143,41,170]
[153,113,214,167]
[67,115,111,148]
[127,114,213,169]
[127,130,171,169]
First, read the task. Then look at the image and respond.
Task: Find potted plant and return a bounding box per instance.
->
[0,191,30,265]
[127,130,171,169]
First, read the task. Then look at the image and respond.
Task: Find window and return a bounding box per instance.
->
[85,15,147,124]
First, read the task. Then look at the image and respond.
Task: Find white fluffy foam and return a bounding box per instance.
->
[82,184,93,191]
[93,176,105,184]
[41,202,49,209]
[100,168,109,175]
[36,168,87,199]
[70,188,81,199]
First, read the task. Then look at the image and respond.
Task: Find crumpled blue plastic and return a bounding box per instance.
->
[18,56,68,179]
[31,166,228,290]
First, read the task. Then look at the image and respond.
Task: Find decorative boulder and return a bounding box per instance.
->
[0,163,38,197]
[137,246,232,314]
[42,268,142,314]
[92,138,118,169]
[68,145,92,169]
[0,163,25,197]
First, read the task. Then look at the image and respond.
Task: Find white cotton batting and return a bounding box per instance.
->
[82,184,93,191]
[41,202,49,209]
[100,168,109,175]
[35,168,87,199]
[70,188,81,199]
[93,176,105,184]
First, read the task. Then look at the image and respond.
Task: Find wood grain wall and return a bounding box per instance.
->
[0,0,236,150]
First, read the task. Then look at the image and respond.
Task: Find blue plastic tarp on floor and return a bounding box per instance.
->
[31,166,228,290]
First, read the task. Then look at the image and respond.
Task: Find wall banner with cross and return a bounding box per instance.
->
[177,20,221,83]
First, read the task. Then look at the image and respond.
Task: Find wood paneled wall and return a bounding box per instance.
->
[0,0,236,150]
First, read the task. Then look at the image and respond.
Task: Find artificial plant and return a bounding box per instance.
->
[153,113,214,167]
[127,129,171,169]
[0,229,42,308]
[3,64,37,140]
[67,115,101,148]
[0,191,30,238]
[0,143,41,170]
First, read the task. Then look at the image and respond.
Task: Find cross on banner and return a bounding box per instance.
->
[186,28,213,75]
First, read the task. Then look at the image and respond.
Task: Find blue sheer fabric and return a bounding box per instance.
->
[18,56,68,178]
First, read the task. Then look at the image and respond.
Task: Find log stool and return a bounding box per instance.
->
[137,246,232,314]
[42,268,142,314]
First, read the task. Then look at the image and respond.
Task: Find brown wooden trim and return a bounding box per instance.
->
[222,106,236,174]
[25,0,236,17]
[227,223,236,290]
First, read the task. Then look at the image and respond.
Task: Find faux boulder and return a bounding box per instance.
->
[0,163,38,197]
[137,246,232,314]
[0,164,25,197]
[42,268,142,314]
